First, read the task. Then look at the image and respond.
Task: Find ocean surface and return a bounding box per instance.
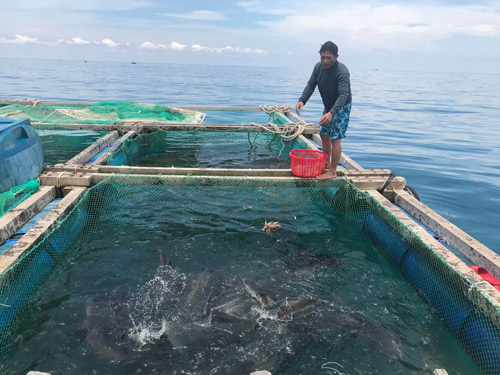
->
[0,57,499,374]
[1,57,498,254]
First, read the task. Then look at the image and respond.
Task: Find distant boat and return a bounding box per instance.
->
[84,60,87,63]
[131,62,137,64]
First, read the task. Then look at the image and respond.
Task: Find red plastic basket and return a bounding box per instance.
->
[289,149,328,178]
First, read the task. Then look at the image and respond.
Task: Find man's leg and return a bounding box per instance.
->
[317,139,341,180]
[320,134,332,169]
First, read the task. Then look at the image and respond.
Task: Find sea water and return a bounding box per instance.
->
[1,57,498,253]
[0,184,482,375]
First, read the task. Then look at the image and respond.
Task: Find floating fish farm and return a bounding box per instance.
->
[0,99,500,375]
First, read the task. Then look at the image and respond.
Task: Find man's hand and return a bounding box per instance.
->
[295,102,304,115]
[319,112,333,126]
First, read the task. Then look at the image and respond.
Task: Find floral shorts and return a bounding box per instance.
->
[320,103,351,140]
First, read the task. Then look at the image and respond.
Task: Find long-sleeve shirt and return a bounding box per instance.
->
[299,61,352,116]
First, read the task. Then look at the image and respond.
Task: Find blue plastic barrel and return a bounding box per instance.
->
[402,249,474,335]
[461,314,500,375]
[47,207,89,255]
[362,212,411,266]
[0,117,44,193]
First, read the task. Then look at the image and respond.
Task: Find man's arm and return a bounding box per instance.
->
[328,72,350,116]
[299,67,318,106]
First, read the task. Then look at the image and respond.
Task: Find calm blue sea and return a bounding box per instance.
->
[1,57,499,254]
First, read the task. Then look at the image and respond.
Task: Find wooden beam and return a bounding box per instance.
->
[176,106,262,111]
[37,171,404,191]
[65,131,119,165]
[91,130,137,165]
[0,186,58,244]
[394,189,500,279]
[366,190,500,326]
[0,98,92,107]
[0,99,267,112]
[44,164,392,177]
[0,187,87,274]
[29,122,319,134]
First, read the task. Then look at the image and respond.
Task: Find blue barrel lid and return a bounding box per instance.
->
[0,117,31,132]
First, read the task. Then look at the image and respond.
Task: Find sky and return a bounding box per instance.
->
[1,0,500,72]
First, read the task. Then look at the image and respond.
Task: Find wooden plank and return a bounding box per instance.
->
[91,130,137,165]
[37,171,404,190]
[0,98,92,107]
[366,190,500,326]
[44,164,392,178]
[0,187,87,274]
[394,189,500,279]
[177,106,262,111]
[38,172,93,187]
[311,134,365,171]
[29,122,319,134]
[66,131,119,164]
[0,187,57,244]
[0,99,265,112]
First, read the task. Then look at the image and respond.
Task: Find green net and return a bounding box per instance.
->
[0,179,39,218]
[0,175,499,374]
[0,102,205,129]
[106,130,311,167]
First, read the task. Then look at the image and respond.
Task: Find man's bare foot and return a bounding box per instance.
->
[316,170,337,180]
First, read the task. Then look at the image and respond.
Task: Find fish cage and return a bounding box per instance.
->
[1,101,500,375]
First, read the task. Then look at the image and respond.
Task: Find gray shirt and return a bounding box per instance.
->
[299,61,352,116]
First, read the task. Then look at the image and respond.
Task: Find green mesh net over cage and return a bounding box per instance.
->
[0,179,39,218]
[0,102,205,129]
[0,175,499,375]
[106,130,312,168]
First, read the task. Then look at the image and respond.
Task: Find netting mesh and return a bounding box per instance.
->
[0,102,205,129]
[106,130,310,167]
[0,179,39,218]
[0,175,499,374]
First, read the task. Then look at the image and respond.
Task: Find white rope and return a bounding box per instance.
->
[259,104,292,115]
[33,109,59,125]
[57,171,67,188]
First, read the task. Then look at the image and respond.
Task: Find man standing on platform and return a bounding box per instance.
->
[296,41,352,179]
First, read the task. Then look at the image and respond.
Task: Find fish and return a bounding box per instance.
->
[276,298,315,320]
[243,278,276,310]
[82,284,135,363]
[282,252,341,276]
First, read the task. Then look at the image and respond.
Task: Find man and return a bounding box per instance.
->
[296,41,352,179]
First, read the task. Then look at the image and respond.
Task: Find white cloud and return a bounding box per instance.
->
[3,0,155,11]
[255,3,500,51]
[101,38,119,48]
[191,44,267,54]
[71,37,90,45]
[159,10,226,21]
[0,34,41,44]
[170,41,186,51]
[139,41,185,50]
